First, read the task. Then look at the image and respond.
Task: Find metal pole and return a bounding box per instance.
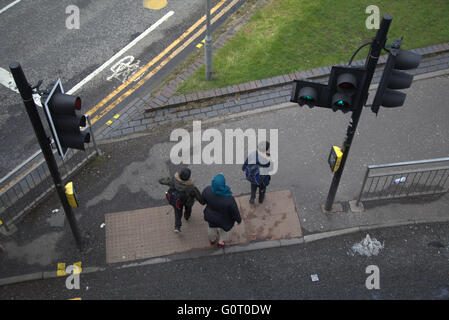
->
[86,115,102,156]
[324,15,393,212]
[355,167,370,206]
[9,62,83,250]
[205,0,213,80]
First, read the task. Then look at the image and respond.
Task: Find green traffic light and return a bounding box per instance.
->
[336,100,348,107]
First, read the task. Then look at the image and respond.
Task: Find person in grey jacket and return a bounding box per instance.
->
[242,141,273,204]
[159,168,204,233]
[202,174,241,248]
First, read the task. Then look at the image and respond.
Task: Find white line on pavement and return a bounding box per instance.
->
[0,67,42,106]
[0,0,22,15]
[0,67,18,92]
[67,10,174,94]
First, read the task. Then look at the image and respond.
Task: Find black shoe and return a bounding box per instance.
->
[259,194,265,203]
[249,197,255,204]
[174,228,181,233]
[184,215,190,221]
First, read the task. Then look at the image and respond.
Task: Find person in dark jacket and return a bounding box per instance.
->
[242,141,272,204]
[159,168,204,233]
[202,174,241,248]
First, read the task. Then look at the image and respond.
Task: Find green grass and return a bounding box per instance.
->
[177,0,449,94]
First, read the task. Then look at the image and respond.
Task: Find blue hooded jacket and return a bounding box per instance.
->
[202,174,241,231]
[211,174,232,197]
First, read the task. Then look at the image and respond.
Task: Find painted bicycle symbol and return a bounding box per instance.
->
[107,55,142,84]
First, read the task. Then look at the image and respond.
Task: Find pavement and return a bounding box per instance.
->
[0,41,448,291]
[105,189,301,264]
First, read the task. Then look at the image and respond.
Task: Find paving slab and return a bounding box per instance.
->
[105,189,302,264]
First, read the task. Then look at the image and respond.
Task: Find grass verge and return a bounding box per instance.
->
[177,0,449,94]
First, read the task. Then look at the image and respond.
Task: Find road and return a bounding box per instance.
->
[1,222,448,300]
[0,0,241,177]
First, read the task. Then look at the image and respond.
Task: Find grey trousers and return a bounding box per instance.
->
[208,227,229,242]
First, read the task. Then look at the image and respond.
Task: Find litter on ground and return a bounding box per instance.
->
[349,234,384,257]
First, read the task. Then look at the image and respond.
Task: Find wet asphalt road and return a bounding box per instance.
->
[1,221,448,300]
[0,0,222,177]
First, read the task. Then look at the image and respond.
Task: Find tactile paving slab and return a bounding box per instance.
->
[105,189,302,264]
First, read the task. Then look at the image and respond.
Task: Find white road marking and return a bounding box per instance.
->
[67,10,174,94]
[0,67,42,106]
[0,67,18,92]
[0,0,22,15]
[106,55,142,84]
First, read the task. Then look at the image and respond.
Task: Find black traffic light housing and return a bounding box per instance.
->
[291,66,366,113]
[44,80,90,159]
[290,80,329,108]
[327,66,366,113]
[371,39,421,114]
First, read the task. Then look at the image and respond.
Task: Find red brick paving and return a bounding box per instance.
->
[105,189,302,264]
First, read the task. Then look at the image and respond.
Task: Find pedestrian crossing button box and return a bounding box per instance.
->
[328,146,343,173]
[65,182,79,208]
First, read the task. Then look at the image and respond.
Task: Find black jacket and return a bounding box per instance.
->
[159,174,204,207]
[202,186,241,232]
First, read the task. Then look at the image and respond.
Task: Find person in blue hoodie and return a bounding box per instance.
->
[202,174,241,248]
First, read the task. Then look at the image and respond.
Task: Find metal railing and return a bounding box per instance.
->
[0,116,101,229]
[355,157,449,206]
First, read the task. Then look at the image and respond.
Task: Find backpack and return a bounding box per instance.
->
[245,163,261,186]
[165,178,186,210]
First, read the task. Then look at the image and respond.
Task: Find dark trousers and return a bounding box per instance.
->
[174,205,192,229]
[250,183,266,200]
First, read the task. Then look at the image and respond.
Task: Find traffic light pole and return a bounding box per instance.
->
[205,0,213,80]
[9,62,83,250]
[324,15,392,212]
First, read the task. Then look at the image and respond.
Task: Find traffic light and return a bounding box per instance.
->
[371,39,421,114]
[290,80,329,108]
[327,66,366,113]
[291,66,366,113]
[44,80,90,159]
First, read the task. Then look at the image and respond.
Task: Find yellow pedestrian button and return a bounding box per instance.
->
[328,146,343,173]
[65,182,79,208]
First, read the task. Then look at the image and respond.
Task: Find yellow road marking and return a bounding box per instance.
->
[113,114,120,119]
[143,0,167,10]
[106,120,113,126]
[197,39,206,48]
[90,0,240,124]
[69,298,82,300]
[0,157,44,193]
[86,0,227,119]
[0,0,235,194]
[57,263,66,277]
[73,261,82,274]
